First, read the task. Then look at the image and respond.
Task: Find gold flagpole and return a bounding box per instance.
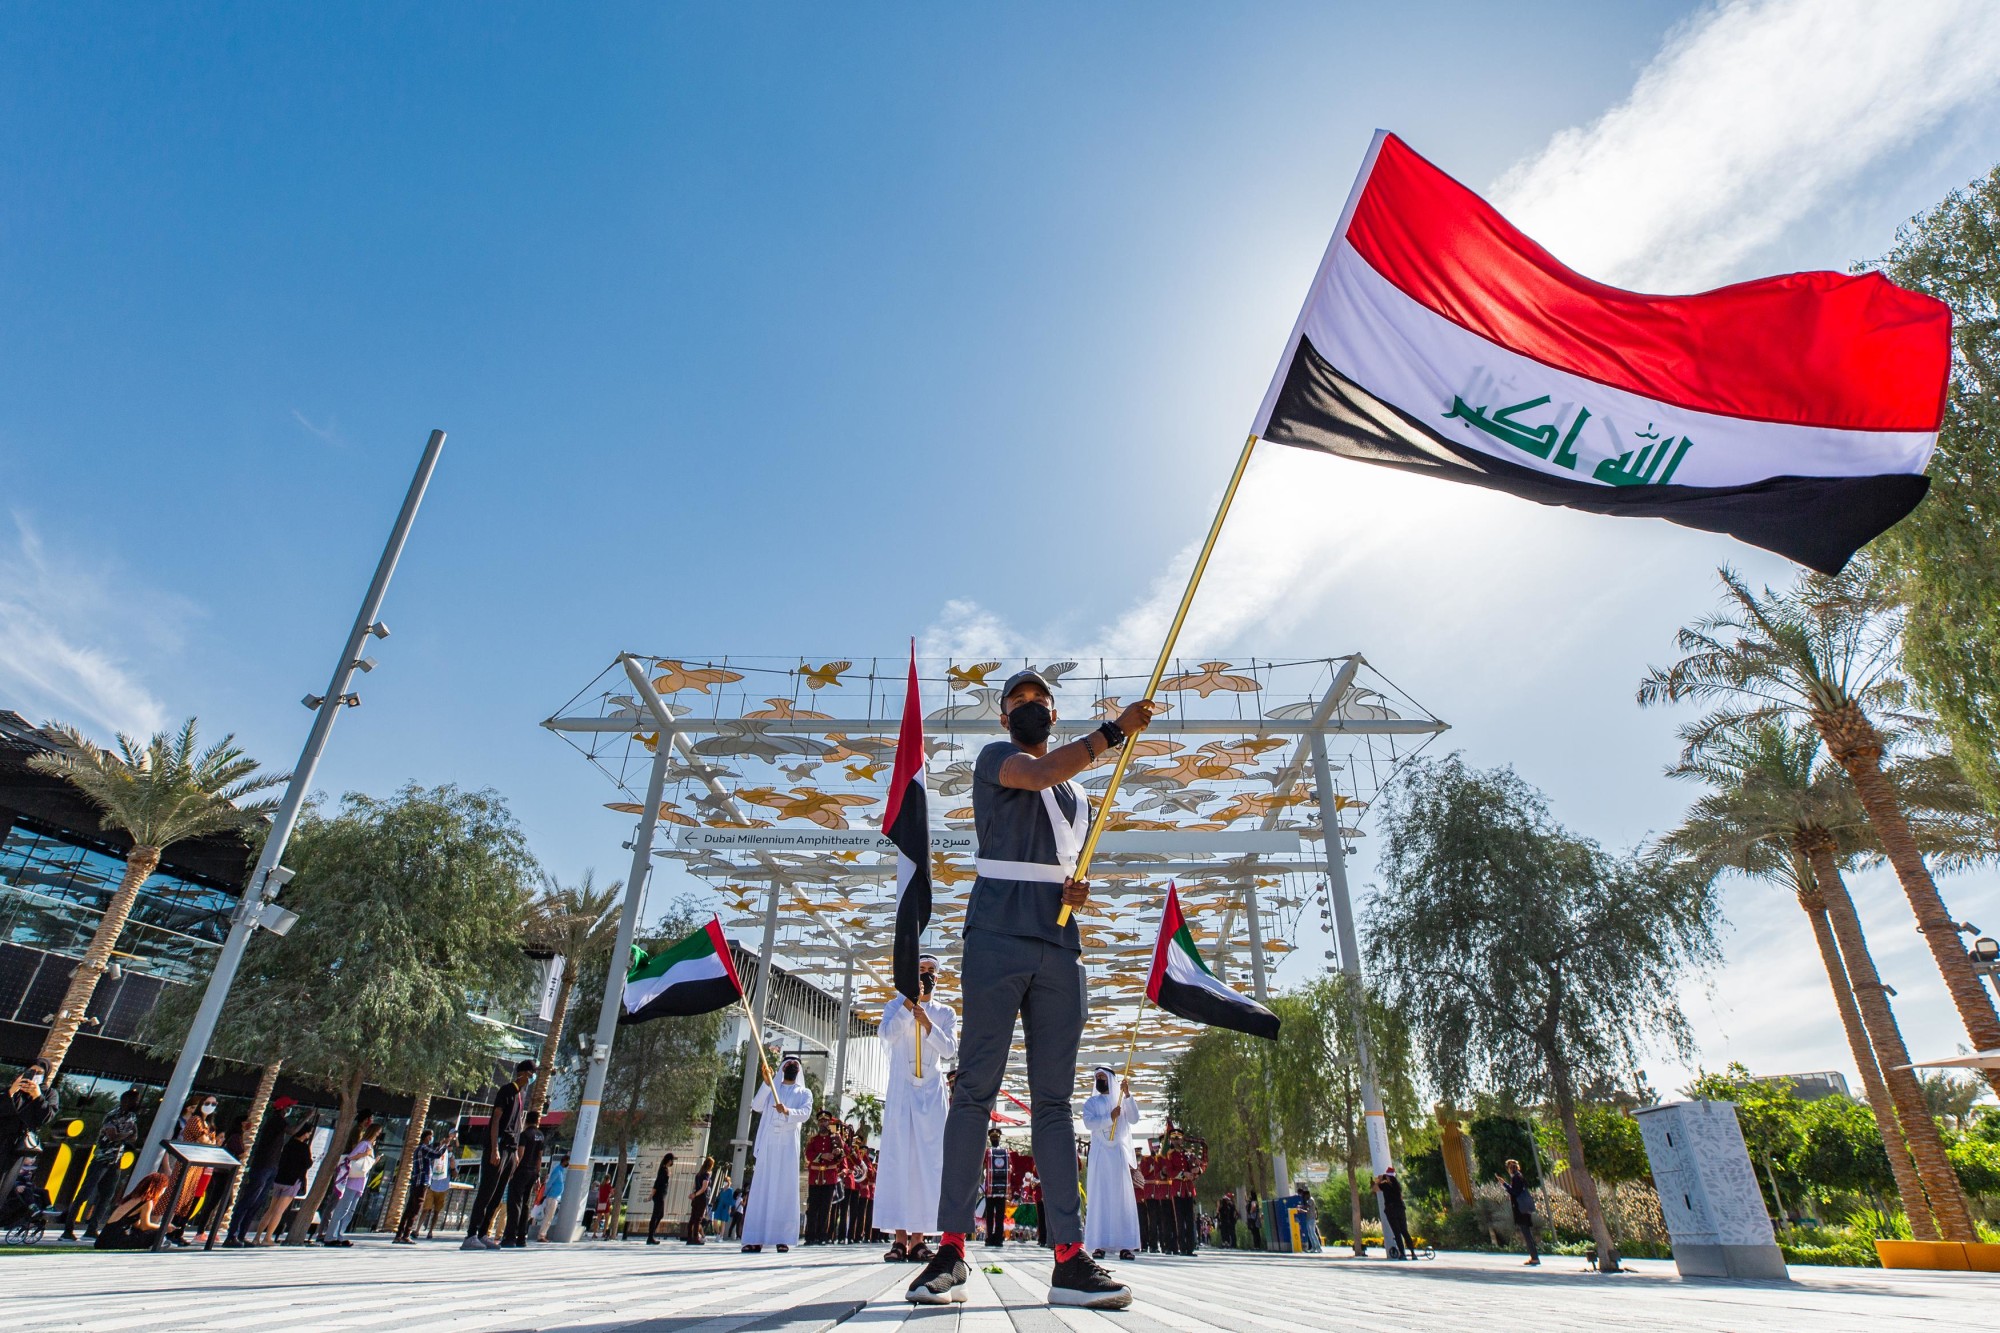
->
[738,992,776,1089]
[1058,432,1260,927]
[1121,998,1150,1085]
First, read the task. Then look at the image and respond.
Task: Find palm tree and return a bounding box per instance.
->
[1639,564,2000,1098]
[523,871,623,1115]
[26,720,285,1078]
[1660,722,1975,1239]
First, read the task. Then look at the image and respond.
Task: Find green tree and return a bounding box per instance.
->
[259,785,537,1241]
[1365,755,1723,1272]
[1865,167,2000,810]
[1659,720,1971,1237]
[1947,1132,2000,1197]
[1164,1025,1275,1196]
[1539,1105,1649,1188]
[1469,1114,1539,1187]
[1265,975,1417,1252]
[1639,564,2000,1096]
[26,720,284,1078]
[1789,1094,1896,1206]
[1917,1072,1985,1133]
[523,871,622,1115]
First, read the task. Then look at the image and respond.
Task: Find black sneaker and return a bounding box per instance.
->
[1050,1250,1132,1309]
[905,1244,969,1305]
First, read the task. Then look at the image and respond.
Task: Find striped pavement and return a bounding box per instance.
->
[13,1237,1998,1332]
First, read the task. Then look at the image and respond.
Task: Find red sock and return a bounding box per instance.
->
[1054,1242,1083,1263]
[941,1232,966,1254]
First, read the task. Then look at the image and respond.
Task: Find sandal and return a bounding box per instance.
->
[907,1241,935,1263]
[883,1241,908,1263]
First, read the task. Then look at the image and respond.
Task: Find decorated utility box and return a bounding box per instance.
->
[1632,1099,1788,1280]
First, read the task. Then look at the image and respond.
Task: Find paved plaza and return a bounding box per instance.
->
[14,1240,1996,1333]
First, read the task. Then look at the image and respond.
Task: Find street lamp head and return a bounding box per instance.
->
[1973,936,2000,964]
[353,657,378,673]
[368,621,391,639]
[302,694,325,710]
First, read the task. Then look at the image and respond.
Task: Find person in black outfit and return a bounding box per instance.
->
[464,1060,535,1249]
[1,1059,57,1215]
[1214,1190,1237,1248]
[1375,1166,1415,1259]
[1501,1159,1540,1265]
[684,1155,713,1244]
[982,1128,1010,1247]
[1245,1189,1263,1251]
[62,1088,142,1242]
[645,1151,676,1243]
[503,1110,546,1247]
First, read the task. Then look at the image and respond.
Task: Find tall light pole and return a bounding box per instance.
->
[135,429,446,1177]
[549,655,671,1243]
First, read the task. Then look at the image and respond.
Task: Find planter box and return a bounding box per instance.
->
[1873,1239,1969,1270]
[1964,1242,2000,1273]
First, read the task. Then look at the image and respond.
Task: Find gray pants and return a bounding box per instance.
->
[937,928,1085,1244]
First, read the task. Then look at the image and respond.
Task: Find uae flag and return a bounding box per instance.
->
[1253,132,1952,575]
[620,916,744,1024]
[1146,883,1280,1041]
[882,646,933,1002]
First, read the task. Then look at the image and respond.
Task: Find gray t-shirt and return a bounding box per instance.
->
[967,740,1084,950]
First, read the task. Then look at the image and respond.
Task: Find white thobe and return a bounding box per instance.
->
[742,1077,814,1246]
[1081,1079,1140,1252]
[873,994,958,1233]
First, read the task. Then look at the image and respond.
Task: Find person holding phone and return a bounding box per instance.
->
[1,1059,57,1209]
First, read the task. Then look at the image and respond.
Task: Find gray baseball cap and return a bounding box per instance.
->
[1001,668,1054,702]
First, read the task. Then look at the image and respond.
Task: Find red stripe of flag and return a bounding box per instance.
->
[1145,883,1185,1005]
[1344,134,1951,432]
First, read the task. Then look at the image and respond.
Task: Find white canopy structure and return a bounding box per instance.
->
[544,653,1446,1124]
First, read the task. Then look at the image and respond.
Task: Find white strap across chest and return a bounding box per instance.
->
[976,781,1088,884]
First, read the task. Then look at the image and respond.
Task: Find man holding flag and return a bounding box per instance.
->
[906,667,1158,1309]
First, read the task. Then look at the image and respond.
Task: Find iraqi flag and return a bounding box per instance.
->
[883,647,933,1003]
[620,917,744,1024]
[1253,132,1952,575]
[1146,883,1280,1041]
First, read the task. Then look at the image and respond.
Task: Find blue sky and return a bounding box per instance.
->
[5,2,1999,1093]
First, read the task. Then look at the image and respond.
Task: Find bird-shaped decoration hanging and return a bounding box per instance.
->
[651,660,745,694]
[796,660,852,690]
[843,760,887,782]
[946,660,1002,691]
[603,800,698,826]
[1157,661,1260,697]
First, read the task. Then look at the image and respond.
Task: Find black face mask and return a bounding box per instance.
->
[1006,700,1052,747]
[919,972,936,998]
[1095,1075,1110,1094]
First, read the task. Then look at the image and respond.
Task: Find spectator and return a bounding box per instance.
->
[593,1173,617,1240]
[323,1123,382,1246]
[1245,1189,1263,1251]
[1375,1166,1414,1260]
[61,1088,141,1243]
[95,1171,171,1250]
[250,1112,318,1245]
[646,1151,676,1244]
[464,1060,535,1251]
[1214,1190,1237,1248]
[168,1093,223,1245]
[417,1130,458,1240]
[1,1059,58,1222]
[684,1155,714,1244]
[226,1096,294,1248]
[393,1128,442,1244]
[1501,1159,1540,1266]
[729,1181,747,1241]
[503,1110,546,1247]
[534,1154,565,1242]
[709,1173,735,1242]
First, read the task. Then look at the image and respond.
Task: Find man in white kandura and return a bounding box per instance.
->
[1081,1064,1141,1261]
[741,1056,814,1253]
[876,954,959,1263]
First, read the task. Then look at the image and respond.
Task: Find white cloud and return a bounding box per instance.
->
[1492,0,2000,291]
[0,513,181,740]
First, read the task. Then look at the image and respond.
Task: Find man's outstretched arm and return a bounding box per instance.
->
[997,700,1158,790]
